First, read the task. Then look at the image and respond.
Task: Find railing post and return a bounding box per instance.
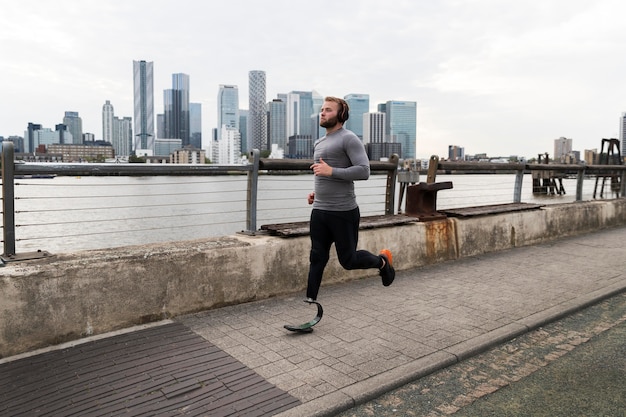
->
[246,149,260,234]
[621,171,626,197]
[426,155,439,183]
[1,141,16,257]
[576,168,585,201]
[513,169,524,203]
[384,154,399,215]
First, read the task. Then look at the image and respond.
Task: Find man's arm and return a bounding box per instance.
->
[332,135,370,181]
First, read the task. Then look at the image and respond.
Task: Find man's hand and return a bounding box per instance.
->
[310,158,332,177]
[307,192,315,205]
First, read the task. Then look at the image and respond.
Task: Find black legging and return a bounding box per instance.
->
[306,207,382,300]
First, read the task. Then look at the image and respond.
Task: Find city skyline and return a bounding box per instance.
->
[2,1,626,159]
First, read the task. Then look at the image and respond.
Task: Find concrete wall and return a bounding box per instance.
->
[1,199,625,358]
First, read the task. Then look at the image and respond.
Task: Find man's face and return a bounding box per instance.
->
[319,101,339,129]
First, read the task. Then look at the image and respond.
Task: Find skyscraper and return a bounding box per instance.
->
[190,103,202,149]
[363,112,400,161]
[344,94,370,140]
[63,112,83,145]
[164,73,190,146]
[133,60,155,153]
[113,116,133,157]
[363,112,386,145]
[55,124,69,145]
[268,99,287,150]
[102,100,114,143]
[286,91,317,140]
[385,101,417,159]
[239,109,248,154]
[25,123,42,153]
[554,137,573,162]
[217,85,239,140]
[247,70,267,151]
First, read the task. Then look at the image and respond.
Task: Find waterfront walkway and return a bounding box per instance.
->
[2,226,625,416]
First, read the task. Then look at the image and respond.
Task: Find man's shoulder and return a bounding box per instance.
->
[335,128,361,145]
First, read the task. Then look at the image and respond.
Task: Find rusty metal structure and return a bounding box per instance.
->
[404,155,453,221]
[532,153,566,195]
[593,138,622,199]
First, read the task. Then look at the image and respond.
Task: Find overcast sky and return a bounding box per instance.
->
[2,0,626,159]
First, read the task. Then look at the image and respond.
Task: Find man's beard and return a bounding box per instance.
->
[320,115,339,129]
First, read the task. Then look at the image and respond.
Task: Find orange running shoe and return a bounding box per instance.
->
[379,249,395,286]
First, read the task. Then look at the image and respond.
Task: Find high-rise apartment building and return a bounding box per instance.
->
[554,137,573,162]
[364,112,400,160]
[133,60,155,153]
[190,103,202,149]
[102,101,114,143]
[103,99,132,157]
[363,112,386,145]
[385,101,416,159]
[113,116,133,157]
[164,73,190,146]
[344,94,369,140]
[247,70,267,152]
[63,111,83,145]
[217,85,239,140]
[217,126,242,164]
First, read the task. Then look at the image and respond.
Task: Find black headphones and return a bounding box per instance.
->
[337,99,350,123]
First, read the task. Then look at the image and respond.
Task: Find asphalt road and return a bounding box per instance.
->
[337,292,626,417]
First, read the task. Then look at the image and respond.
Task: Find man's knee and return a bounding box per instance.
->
[310,248,329,265]
[338,255,357,270]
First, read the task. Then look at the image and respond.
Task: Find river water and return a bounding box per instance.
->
[5,173,615,254]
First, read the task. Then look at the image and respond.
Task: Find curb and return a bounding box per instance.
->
[275,282,626,417]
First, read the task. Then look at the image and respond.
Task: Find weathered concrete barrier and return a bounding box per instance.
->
[1,199,625,358]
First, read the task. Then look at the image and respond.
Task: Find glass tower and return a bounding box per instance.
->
[164,73,190,146]
[344,94,370,140]
[286,91,316,140]
[268,99,287,150]
[190,103,202,149]
[385,101,417,159]
[63,111,83,145]
[247,70,267,152]
[133,60,155,152]
[217,85,239,140]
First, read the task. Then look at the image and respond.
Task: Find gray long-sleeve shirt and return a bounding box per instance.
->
[312,127,370,211]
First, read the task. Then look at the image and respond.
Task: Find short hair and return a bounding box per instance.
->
[324,96,350,123]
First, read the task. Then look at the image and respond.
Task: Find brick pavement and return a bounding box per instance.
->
[181,226,626,416]
[1,226,625,416]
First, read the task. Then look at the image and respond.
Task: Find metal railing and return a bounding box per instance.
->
[0,142,399,260]
[434,159,626,202]
[1,140,624,261]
